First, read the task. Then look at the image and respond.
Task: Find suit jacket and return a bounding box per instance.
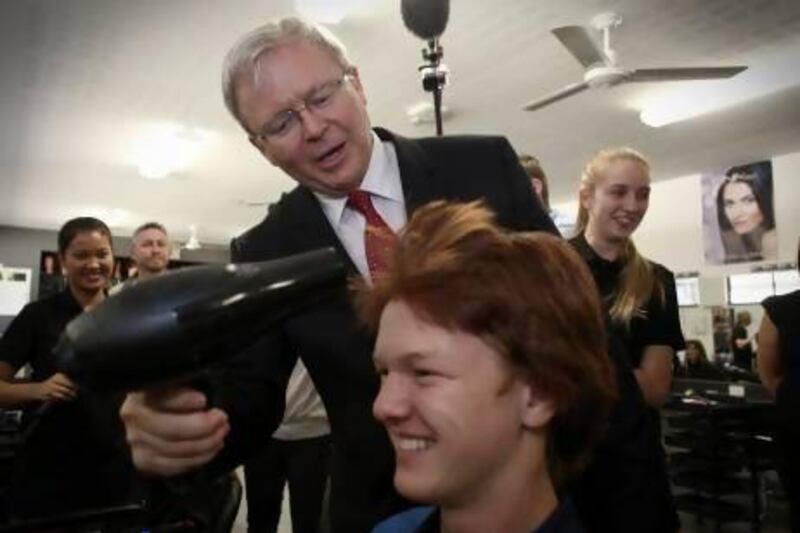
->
[210,128,556,532]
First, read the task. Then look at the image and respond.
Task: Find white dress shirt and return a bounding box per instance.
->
[314,131,407,282]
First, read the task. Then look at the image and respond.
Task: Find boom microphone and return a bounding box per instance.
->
[401,0,450,40]
[55,248,345,393]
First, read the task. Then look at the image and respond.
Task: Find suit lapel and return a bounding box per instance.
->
[286,188,361,277]
[286,128,438,275]
[375,128,439,215]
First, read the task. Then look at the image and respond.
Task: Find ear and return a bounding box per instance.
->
[531,178,544,198]
[578,185,593,212]
[519,383,555,430]
[347,66,368,106]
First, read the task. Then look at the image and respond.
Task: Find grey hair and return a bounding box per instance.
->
[221,16,351,128]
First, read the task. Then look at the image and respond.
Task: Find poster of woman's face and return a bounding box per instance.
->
[702,160,777,264]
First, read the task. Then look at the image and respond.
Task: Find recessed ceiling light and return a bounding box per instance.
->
[294,0,373,24]
[126,122,212,179]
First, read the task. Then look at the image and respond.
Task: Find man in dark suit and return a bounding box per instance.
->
[120,16,555,532]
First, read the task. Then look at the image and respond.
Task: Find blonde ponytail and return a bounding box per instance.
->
[609,240,664,324]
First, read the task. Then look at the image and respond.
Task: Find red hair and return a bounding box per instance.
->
[357,200,615,485]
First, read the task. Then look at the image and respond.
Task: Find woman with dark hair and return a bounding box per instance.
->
[716,163,776,263]
[680,339,724,380]
[757,239,800,531]
[0,217,135,521]
[731,310,755,370]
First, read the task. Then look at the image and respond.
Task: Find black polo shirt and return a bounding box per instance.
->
[567,234,684,532]
[1,288,82,382]
[569,234,685,368]
[0,289,136,519]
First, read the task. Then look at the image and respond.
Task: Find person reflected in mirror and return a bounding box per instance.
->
[38,252,66,298]
[731,310,755,371]
[678,339,724,380]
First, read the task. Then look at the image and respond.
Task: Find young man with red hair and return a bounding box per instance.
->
[359,201,616,533]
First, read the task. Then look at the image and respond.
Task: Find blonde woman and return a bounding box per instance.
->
[569,147,685,533]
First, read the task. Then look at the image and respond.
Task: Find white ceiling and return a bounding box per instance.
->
[1,0,799,245]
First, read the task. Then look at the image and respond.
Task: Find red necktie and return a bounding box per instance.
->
[347,190,397,278]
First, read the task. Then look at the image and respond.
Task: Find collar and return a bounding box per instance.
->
[570,232,622,271]
[55,287,87,314]
[313,130,404,227]
[571,232,601,263]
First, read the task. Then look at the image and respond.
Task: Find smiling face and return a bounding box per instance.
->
[131,227,170,276]
[59,230,114,295]
[236,39,373,197]
[372,300,549,507]
[581,158,651,244]
[722,181,764,235]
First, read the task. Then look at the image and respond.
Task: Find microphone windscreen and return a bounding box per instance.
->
[401,0,449,40]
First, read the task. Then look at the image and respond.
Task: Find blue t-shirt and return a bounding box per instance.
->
[372,499,584,533]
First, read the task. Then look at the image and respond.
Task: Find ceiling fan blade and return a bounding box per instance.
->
[627,66,747,82]
[552,26,606,68]
[522,81,591,112]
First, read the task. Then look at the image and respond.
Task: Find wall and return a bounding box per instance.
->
[0,226,60,299]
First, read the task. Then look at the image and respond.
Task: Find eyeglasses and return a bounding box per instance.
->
[252,71,353,141]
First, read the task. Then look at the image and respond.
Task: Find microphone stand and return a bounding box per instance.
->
[418,39,447,136]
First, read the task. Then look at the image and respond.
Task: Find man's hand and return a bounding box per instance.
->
[37,372,78,402]
[120,387,230,477]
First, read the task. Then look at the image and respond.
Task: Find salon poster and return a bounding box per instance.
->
[701,160,776,265]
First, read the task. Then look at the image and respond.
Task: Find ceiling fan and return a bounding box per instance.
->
[522,12,747,112]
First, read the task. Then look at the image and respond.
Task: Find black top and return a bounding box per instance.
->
[763,289,800,392]
[731,324,754,370]
[569,234,685,367]
[1,288,81,382]
[0,289,136,519]
[568,234,683,533]
[679,360,726,381]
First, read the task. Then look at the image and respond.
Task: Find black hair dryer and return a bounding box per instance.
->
[55,248,345,393]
